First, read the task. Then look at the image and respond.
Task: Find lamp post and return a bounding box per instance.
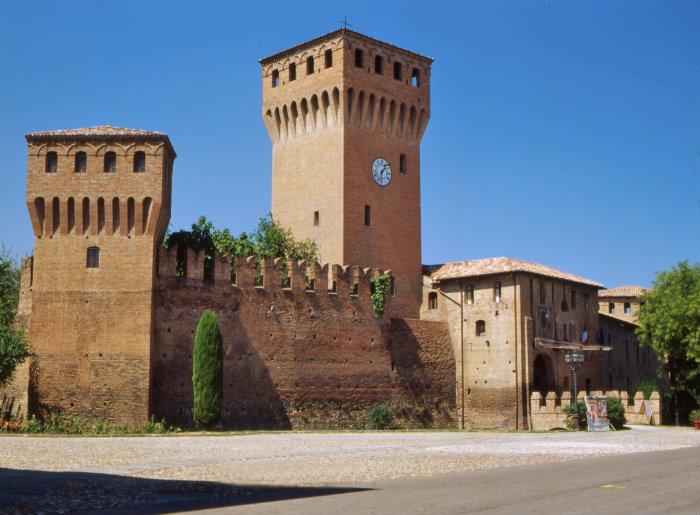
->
[564,351,585,430]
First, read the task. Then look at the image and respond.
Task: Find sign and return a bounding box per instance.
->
[585,396,610,431]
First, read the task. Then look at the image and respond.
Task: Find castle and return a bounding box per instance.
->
[1,29,660,429]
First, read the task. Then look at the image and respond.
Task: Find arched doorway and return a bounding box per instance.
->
[533,353,554,396]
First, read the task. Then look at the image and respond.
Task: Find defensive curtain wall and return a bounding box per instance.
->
[152,246,456,428]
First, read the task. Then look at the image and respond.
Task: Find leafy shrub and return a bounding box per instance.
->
[367,403,395,430]
[564,397,626,430]
[606,397,627,429]
[414,405,431,428]
[192,310,223,428]
[689,409,700,422]
[369,274,392,318]
[628,378,657,399]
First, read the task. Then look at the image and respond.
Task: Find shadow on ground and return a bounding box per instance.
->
[0,468,371,514]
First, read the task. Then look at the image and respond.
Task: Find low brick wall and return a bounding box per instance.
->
[530,390,662,430]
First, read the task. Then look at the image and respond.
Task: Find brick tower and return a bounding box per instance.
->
[24,126,175,422]
[260,29,432,316]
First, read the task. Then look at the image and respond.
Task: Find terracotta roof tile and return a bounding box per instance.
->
[600,312,639,327]
[430,257,603,288]
[598,285,648,298]
[26,125,167,138]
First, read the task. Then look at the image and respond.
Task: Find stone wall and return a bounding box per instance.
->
[152,246,456,429]
[530,390,662,430]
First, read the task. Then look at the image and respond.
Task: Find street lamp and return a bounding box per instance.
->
[564,351,585,430]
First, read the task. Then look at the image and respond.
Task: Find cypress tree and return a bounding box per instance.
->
[192,310,223,427]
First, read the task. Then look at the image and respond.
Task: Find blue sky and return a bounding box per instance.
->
[1,1,698,288]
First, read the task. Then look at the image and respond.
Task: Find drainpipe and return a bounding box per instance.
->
[437,284,464,429]
[513,273,519,429]
[524,315,533,430]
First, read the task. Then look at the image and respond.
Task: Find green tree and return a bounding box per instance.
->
[165,214,317,262]
[192,310,223,428]
[636,261,700,420]
[0,247,30,388]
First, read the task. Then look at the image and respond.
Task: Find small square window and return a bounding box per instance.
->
[133,151,146,173]
[46,152,58,173]
[74,152,87,173]
[104,152,116,173]
[86,247,100,268]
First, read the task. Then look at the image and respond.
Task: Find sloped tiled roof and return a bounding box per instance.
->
[598,285,648,298]
[26,125,166,138]
[259,28,434,65]
[600,312,639,327]
[430,257,603,288]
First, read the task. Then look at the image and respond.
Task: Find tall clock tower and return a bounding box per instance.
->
[260,29,432,316]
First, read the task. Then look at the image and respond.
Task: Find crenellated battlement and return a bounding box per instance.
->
[156,245,392,305]
[529,390,662,429]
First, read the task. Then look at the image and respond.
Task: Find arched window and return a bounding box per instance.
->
[393,61,402,81]
[45,151,58,173]
[494,282,501,303]
[306,56,314,75]
[288,62,296,81]
[133,151,146,173]
[354,48,363,68]
[86,247,100,268]
[74,152,86,173]
[271,69,280,87]
[476,320,486,336]
[428,291,438,310]
[104,152,116,173]
[374,55,383,74]
[411,67,420,87]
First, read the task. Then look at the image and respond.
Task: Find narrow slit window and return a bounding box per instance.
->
[271,69,280,87]
[494,282,501,303]
[74,152,87,173]
[306,56,314,75]
[584,294,590,312]
[374,55,383,74]
[313,210,319,226]
[288,63,296,81]
[354,48,363,68]
[428,291,438,310]
[46,152,58,173]
[86,247,100,268]
[539,283,546,304]
[104,152,116,173]
[393,61,402,81]
[133,151,145,173]
[411,67,420,87]
[476,320,486,336]
[364,205,371,226]
[400,154,407,175]
[571,290,577,309]
[325,49,333,68]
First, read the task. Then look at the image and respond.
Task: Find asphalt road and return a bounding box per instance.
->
[167,446,700,515]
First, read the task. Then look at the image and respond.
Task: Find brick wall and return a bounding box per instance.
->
[152,246,456,429]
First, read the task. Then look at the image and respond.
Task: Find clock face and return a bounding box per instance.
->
[371,158,392,187]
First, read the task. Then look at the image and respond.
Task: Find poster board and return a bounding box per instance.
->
[585,396,610,431]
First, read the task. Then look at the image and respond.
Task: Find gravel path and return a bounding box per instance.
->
[2,426,699,513]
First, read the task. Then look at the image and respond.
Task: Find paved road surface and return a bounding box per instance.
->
[191,446,699,515]
[2,427,699,513]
